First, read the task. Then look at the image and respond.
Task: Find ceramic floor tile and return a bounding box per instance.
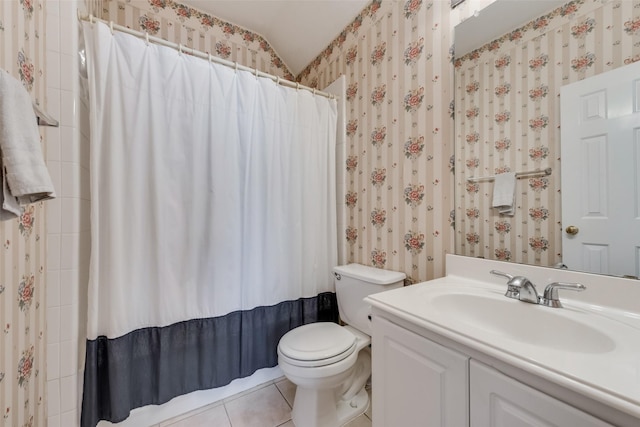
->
[159,402,225,426]
[225,384,291,427]
[344,414,372,427]
[163,404,230,427]
[223,380,274,404]
[275,378,296,408]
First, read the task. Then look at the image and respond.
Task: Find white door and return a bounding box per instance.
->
[560,61,640,277]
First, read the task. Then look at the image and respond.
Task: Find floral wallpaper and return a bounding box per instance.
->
[454,0,640,266]
[298,0,455,282]
[99,0,294,79]
[0,1,48,426]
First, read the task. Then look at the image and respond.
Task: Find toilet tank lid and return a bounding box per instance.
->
[333,263,406,285]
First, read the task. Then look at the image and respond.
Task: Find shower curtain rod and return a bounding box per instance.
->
[78,13,336,100]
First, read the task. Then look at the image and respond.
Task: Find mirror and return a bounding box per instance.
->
[453,0,639,278]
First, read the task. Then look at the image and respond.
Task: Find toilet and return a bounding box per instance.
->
[277,263,406,427]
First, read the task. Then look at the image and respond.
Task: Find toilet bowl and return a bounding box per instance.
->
[277,264,405,427]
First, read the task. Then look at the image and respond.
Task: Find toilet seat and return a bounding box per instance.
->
[278,322,356,368]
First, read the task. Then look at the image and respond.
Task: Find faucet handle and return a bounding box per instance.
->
[540,282,586,308]
[490,270,520,299]
[490,270,514,281]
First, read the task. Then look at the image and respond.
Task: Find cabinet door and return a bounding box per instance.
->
[470,361,612,427]
[371,316,469,427]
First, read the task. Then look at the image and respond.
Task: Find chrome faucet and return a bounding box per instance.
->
[490,271,586,308]
[539,282,586,308]
[490,270,539,304]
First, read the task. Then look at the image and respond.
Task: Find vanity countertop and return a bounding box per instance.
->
[366,255,640,421]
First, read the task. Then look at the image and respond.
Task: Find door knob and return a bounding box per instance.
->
[565,225,579,235]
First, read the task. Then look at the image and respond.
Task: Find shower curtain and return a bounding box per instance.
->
[81,21,338,427]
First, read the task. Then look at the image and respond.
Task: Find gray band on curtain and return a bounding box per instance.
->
[81,292,339,427]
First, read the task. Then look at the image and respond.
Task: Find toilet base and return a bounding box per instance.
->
[291,386,369,427]
[336,387,369,425]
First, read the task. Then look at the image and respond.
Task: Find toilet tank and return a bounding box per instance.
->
[333,264,406,335]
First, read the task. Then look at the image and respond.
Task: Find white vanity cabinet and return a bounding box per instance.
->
[470,361,612,427]
[371,316,469,427]
[371,314,612,427]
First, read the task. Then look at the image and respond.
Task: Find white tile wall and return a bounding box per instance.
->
[45,1,90,426]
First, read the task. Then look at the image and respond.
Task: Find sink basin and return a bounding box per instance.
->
[429,291,616,354]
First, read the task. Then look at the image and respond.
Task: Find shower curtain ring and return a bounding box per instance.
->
[276,76,280,86]
[254,68,259,78]
[296,82,300,91]
[313,88,316,95]
[89,13,94,24]
[235,62,239,73]
[208,53,212,63]
[109,21,114,34]
[179,44,183,55]
[145,32,150,45]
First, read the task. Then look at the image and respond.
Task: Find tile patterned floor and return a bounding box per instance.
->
[154,378,372,427]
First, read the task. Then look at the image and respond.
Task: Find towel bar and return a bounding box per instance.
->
[32,103,59,127]
[467,167,552,183]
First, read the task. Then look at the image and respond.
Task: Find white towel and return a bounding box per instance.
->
[0,71,56,220]
[492,171,516,216]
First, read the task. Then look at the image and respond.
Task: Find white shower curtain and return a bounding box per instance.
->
[81,21,338,427]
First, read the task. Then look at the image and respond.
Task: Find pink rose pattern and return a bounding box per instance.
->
[371,168,387,188]
[494,83,511,98]
[17,346,34,387]
[346,83,358,102]
[346,119,358,138]
[17,50,34,91]
[404,87,424,112]
[370,42,386,66]
[139,15,161,35]
[404,136,424,160]
[404,231,425,255]
[19,0,33,18]
[624,17,640,36]
[371,126,387,148]
[494,138,511,152]
[346,156,358,173]
[404,38,424,65]
[371,249,387,268]
[371,84,387,107]
[215,41,232,59]
[404,184,425,208]
[370,208,386,229]
[18,205,35,237]
[17,275,35,312]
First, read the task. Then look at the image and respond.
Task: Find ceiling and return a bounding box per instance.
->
[180,0,370,76]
